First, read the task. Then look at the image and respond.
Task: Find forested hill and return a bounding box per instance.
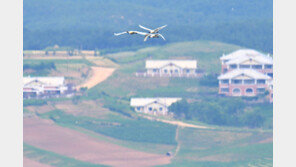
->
[24,0,273,53]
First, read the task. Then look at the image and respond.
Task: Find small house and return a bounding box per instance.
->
[130,97,182,115]
[23,76,68,98]
[143,60,199,77]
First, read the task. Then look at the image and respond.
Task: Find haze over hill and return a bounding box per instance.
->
[24,0,273,53]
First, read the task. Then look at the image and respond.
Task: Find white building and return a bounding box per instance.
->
[220,49,273,78]
[23,77,68,98]
[139,60,199,77]
[130,97,182,115]
[220,49,268,64]
[218,69,272,97]
[218,49,273,102]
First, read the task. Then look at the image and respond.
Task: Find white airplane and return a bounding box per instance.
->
[139,25,167,34]
[114,31,146,36]
[126,31,166,41]
[142,33,166,42]
[114,25,166,41]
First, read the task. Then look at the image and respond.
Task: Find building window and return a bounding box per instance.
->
[252,65,262,69]
[153,69,157,72]
[232,79,242,84]
[221,79,229,84]
[186,69,190,73]
[159,107,163,111]
[164,69,168,73]
[136,107,141,111]
[265,65,273,69]
[149,107,152,111]
[239,65,251,69]
[229,64,237,69]
[257,88,266,93]
[175,69,178,73]
[244,79,255,84]
[221,88,229,92]
[232,88,241,94]
[257,79,266,84]
[267,73,273,78]
[246,88,254,94]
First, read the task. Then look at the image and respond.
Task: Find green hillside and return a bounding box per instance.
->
[24,40,273,166]
[24,0,273,53]
[87,41,272,129]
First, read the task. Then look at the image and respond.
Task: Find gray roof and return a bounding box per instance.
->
[23,76,65,86]
[146,60,197,69]
[130,97,182,107]
[225,54,273,65]
[218,69,271,80]
[220,49,268,61]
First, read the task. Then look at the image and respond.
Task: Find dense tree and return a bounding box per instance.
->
[24,0,273,53]
[169,97,272,128]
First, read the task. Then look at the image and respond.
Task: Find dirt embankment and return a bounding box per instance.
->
[76,67,115,90]
[24,117,171,167]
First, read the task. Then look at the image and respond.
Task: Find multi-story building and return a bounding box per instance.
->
[220,49,273,78]
[130,97,182,115]
[136,60,202,77]
[218,49,273,102]
[23,77,68,98]
[218,69,272,97]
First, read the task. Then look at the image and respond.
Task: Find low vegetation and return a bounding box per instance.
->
[40,110,177,145]
[24,0,272,53]
[23,99,47,107]
[169,97,273,128]
[24,143,105,167]
[23,62,56,76]
[23,40,273,166]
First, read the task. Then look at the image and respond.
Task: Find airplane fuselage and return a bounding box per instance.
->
[127,31,138,34]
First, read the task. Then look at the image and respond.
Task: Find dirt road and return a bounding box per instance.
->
[77,66,115,89]
[144,115,211,129]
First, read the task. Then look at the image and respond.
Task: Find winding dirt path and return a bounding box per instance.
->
[143,115,211,129]
[77,66,115,90]
[173,126,181,158]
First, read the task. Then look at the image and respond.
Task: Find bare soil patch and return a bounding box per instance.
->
[24,117,171,167]
[189,153,237,162]
[77,67,115,89]
[258,137,273,144]
[144,115,210,129]
[26,105,56,114]
[54,100,110,118]
[24,157,52,167]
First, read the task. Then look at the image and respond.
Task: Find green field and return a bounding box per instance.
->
[24,40,273,166]
[24,143,107,167]
[39,109,177,145]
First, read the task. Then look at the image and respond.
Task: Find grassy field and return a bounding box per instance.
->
[24,40,272,166]
[39,109,177,145]
[24,143,106,167]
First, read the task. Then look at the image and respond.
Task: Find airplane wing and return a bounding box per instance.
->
[114,32,127,36]
[135,31,149,36]
[144,35,149,42]
[139,25,153,32]
[158,34,166,41]
[154,25,167,32]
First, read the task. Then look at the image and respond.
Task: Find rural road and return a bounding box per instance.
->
[76,66,115,90]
